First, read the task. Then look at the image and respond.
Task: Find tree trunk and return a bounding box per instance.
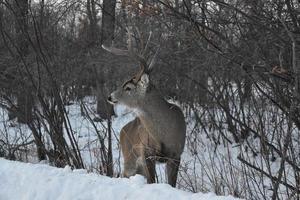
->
[95,0,115,120]
[14,0,33,124]
[101,0,116,45]
[86,0,98,45]
[99,0,116,177]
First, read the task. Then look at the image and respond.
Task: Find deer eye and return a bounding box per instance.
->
[124,86,131,91]
[123,82,135,91]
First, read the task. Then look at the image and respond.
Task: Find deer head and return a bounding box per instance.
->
[104,27,160,109]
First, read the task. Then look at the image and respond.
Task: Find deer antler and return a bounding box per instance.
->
[101,27,135,57]
[102,26,159,83]
[147,46,160,73]
[101,45,130,56]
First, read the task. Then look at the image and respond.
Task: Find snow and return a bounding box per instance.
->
[0,158,240,200]
[2,96,288,198]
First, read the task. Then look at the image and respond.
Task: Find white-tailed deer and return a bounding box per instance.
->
[103,28,186,187]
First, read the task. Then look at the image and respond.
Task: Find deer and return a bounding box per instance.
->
[103,28,186,187]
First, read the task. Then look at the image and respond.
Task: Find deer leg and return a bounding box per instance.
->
[135,156,156,183]
[135,157,147,180]
[123,159,137,178]
[121,144,138,178]
[145,157,156,183]
[166,158,180,187]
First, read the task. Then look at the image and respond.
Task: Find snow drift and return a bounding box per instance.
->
[0,158,239,200]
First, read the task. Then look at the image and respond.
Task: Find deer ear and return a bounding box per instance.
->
[140,74,149,88]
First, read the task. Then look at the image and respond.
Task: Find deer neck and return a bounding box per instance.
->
[133,90,170,137]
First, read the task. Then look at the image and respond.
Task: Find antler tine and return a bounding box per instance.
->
[133,55,147,84]
[126,26,135,56]
[135,27,143,53]
[126,26,148,68]
[101,44,131,56]
[147,46,160,73]
[133,45,159,83]
[142,31,152,57]
[147,32,165,73]
[132,65,145,83]
[133,28,154,82]
[128,26,148,82]
[134,32,158,81]
[101,26,135,56]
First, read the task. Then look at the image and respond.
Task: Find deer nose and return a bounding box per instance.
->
[107,95,117,104]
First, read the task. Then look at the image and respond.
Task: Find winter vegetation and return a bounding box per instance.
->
[0,0,300,200]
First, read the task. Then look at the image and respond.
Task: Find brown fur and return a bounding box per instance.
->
[120,118,160,182]
[115,84,186,187]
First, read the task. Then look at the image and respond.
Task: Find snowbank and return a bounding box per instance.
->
[0,158,239,200]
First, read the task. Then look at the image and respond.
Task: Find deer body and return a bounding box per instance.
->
[111,78,186,187]
[103,29,186,187]
[135,94,186,157]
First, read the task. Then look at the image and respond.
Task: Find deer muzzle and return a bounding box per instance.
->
[107,94,118,105]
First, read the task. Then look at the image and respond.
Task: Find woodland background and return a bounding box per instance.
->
[0,0,299,199]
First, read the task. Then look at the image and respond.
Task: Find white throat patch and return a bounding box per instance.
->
[133,108,145,116]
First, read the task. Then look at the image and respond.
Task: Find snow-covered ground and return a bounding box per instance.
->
[0,158,239,200]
